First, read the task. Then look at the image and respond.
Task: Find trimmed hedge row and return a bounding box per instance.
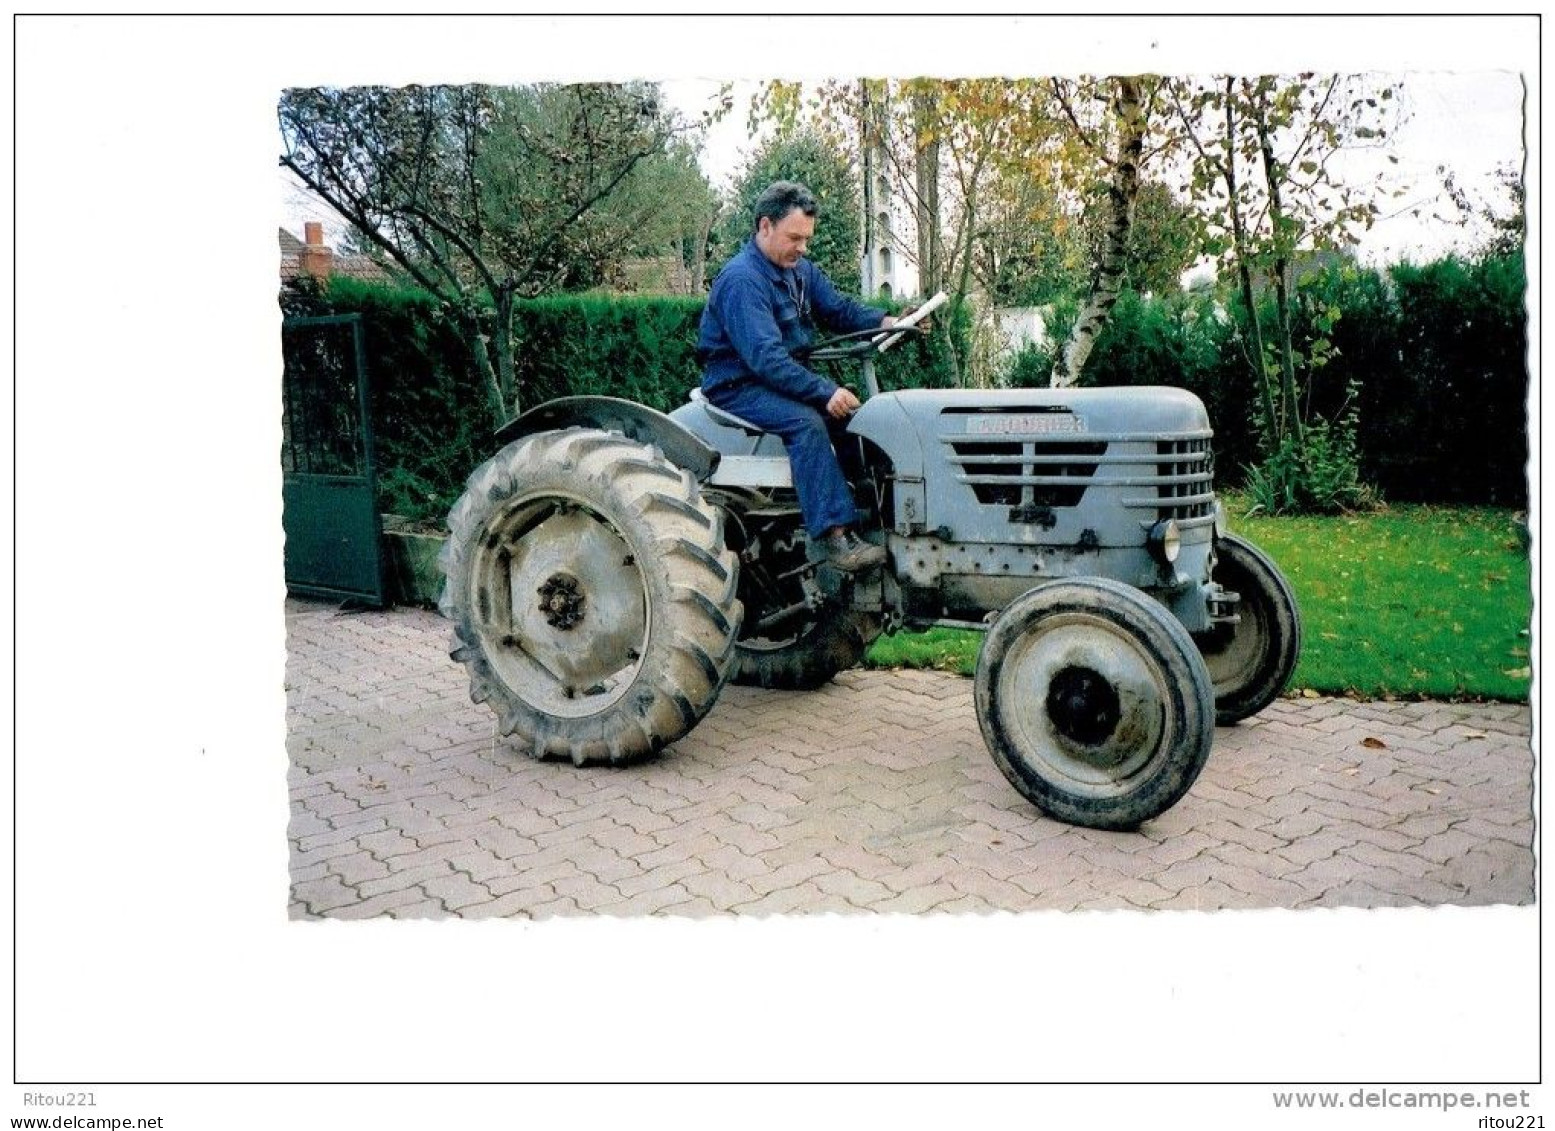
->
[282,253,1528,523]
[1371,256,1528,505]
[1010,254,1528,506]
[282,279,966,523]
[514,292,968,409]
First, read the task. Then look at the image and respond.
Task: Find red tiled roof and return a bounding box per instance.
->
[279,226,391,283]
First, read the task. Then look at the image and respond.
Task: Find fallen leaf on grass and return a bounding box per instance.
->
[1301,688,1321,699]
[1503,666,1532,679]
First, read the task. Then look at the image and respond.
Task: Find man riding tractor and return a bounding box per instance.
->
[437,181,1301,831]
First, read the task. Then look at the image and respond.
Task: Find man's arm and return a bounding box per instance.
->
[715,275,839,407]
[806,261,890,334]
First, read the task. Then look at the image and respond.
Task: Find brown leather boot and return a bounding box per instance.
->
[819,528,886,572]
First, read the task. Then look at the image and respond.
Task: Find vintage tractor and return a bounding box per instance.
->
[438,296,1301,830]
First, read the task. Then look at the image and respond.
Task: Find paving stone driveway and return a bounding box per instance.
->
[286,599,1534,919]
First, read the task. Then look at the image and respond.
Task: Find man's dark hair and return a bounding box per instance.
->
[753,180,818,232]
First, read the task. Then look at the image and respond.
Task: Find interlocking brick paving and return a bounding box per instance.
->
[286,600,1534,919]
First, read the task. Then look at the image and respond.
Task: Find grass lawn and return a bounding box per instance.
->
[864,499,1533,702]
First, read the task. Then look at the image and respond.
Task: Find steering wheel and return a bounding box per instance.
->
[797,291,950,363]
[799,323,926,362]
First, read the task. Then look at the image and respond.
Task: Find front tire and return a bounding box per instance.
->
[975,578,1215,830]
[439,428,742,765]
[1199,533,1303,725]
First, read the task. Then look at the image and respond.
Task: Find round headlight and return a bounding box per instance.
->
[1149,518,1181,564]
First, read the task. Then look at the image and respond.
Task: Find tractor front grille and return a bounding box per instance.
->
[1104,436,1216,526]
[1149,437,1215,521]
[940,411,1216,528]
[945,439,1107,508]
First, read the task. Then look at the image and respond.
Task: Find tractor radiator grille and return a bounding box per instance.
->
[1130,437,1215,523]
[940,406,1215,526]
[945,439,1107,508]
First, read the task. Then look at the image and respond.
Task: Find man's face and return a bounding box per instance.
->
[755,207,815,270]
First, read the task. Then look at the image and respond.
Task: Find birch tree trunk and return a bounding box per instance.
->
[1050,77,1146,388]
[491,282,519,420]
[1219,83,1280,443]
[464,305,506,425]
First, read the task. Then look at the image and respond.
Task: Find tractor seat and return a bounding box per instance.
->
[690,388,767,437]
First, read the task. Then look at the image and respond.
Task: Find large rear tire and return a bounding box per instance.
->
[735,608,883,691]
[975,578,1215,830]
[710,490,881,690]
[439,428,741,765]
[1199,533,1303,725]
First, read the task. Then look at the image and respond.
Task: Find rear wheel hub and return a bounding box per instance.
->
[537,572,586,630]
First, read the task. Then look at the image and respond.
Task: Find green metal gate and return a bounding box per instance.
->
[281,313,386,605]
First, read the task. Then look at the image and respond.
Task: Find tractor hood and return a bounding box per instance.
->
[849,386,1215,547]
[848,386,1212,477]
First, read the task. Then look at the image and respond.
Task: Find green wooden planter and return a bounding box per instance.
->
[381,517,448,607]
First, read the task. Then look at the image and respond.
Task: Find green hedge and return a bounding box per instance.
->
[1003,254,1528,506]
[512,292,965,411]
[1368,256,1528,505]
[283,254,1526,520]
[513,294,705,412]
[282,280,967,523]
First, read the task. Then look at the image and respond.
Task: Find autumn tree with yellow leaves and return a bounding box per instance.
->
[1165,73,1403,512]
[748,72,1407,512]
[747,76,1187,386]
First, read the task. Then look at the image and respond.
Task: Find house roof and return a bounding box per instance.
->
[279,226,391,283]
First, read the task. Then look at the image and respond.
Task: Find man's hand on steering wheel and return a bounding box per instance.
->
[890,307,933,333]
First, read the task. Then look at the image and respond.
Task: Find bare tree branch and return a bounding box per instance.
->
[1050,77,1110,165]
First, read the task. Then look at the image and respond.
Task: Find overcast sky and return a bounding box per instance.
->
[282,70,1524,271]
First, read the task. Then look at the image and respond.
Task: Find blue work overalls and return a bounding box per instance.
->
[697,241,886,537]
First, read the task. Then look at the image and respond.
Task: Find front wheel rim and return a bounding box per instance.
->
[997,611,1174,795]
[1200,588,1271,690]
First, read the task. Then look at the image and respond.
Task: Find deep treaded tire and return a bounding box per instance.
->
[706,488,882,691]
[439,428,742,766]
[733,610,883,691]
[975,577,1215,831]
[1201,533,1303,725]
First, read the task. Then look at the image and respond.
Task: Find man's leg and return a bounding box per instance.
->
[706,383,886,571]
[707,383,857,537]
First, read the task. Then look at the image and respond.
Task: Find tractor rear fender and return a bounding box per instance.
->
[493,395,720,481]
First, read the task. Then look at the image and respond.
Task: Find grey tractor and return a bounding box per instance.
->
[438,296,1301,830]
